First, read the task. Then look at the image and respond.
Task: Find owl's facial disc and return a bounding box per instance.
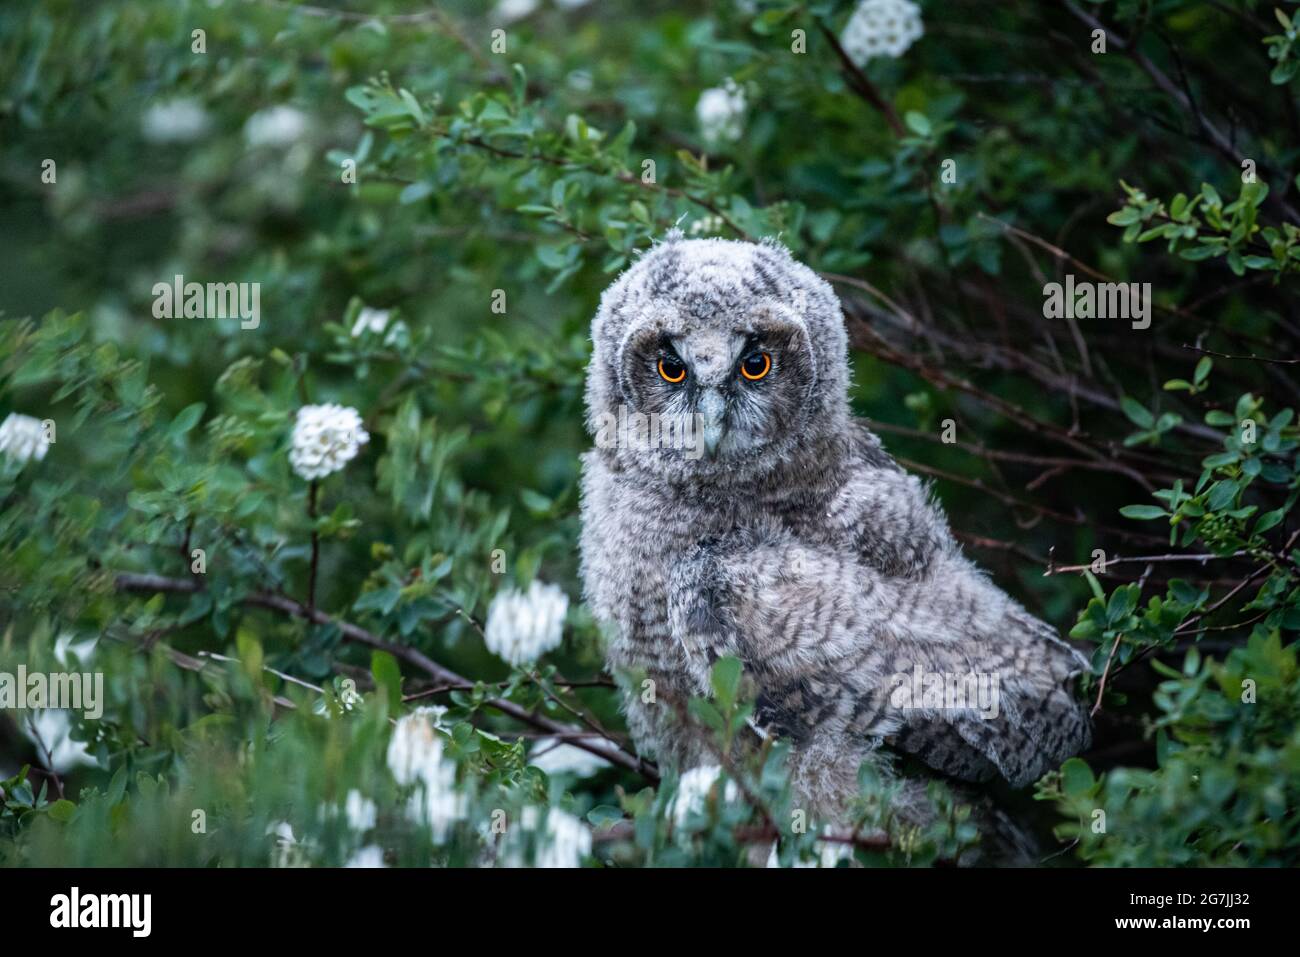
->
[638,322,802,462]
[608,297,819,480]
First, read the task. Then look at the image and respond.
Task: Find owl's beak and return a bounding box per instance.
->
[698,388,727,459]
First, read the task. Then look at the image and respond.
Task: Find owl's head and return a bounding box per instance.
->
[585,233,850,485]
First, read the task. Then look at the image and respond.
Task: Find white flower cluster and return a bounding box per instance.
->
[670,764,740,830]
[765,829,857,868]
[387,707,450,786]
[22,710,95,772]
[350,306,391,338]
[344,790,377,832]
[688,215,725,236]
[505,806,592,868]
[54,633,97,667]
[345,845,386,868]
[386,708,465,840]
[141,98,211,143]
[528,742,614,778]
[288,404,369,481]
[483,580,569,666]
[316,788,377,832]
[266,821,314,868]
[841,0,924,65]
[244,105,309,148]
[0,413,51,467]
[696,78,747,147]
[493,0,539,24]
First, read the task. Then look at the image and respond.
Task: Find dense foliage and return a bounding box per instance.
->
[1,0,1297,866]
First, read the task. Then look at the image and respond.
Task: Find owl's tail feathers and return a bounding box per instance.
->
[892,632,1094,789]
[955,609,1094,788]
[950,684,1093,788]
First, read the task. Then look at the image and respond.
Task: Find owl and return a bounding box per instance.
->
[578,233,1091,846]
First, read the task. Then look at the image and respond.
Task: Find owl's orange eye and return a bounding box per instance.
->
[740,351,771,381]
[658,357,687,383]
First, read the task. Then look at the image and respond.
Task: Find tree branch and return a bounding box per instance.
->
[113,572,659,783]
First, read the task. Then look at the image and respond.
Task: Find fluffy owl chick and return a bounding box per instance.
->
[579,233,1091,829]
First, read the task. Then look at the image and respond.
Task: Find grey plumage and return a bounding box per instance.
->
[579,233,1090,839]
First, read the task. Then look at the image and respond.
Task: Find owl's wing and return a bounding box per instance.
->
[885,599,1093,786]
[667,522,1091,788]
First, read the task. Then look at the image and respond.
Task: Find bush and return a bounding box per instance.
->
[0,0,1297,867]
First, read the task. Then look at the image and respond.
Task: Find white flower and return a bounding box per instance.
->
[765,830,857,868]
[483,580,569,666]
[22,710,96,772]
[266,821,314,867]
[0,413,51,466]
[141,98,212,143]
[288,404,369,481]
[696,78,747,147]
[350,307,391,338]
[535,809,591,868]
[318,788,378,832]
[387,708,466,841]
[386,708,451,787]
[54,634,97,667]
[493,0,539,23]
[669,764,740,830]
[244,105,309,148]
[841,0,924,65]
[504,807,592,868]
[408,787,467,842]
[345,790,378,832]
[267,820,296,844]
[688,215,724,236]
[345,844,387,868]
[528,742,613,778]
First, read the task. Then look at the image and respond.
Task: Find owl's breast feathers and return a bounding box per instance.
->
[580,422,1091,793]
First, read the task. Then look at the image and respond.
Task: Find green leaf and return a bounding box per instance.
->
[167,402,205,439]
[586,805,625,830]
[398,88,425,126]
[399,181,434,205]
[371,651,403,714]
[105,766,128,806]
[903,111,931,137]
[1254,508,1285,535]
[1107,585,1138,621]
[1120,505,1167,520]
[1060,758,1096,798]
[236,628,264,684]
[710,656,743,707]
[1120,397,1155,428]
[687,698,726,733]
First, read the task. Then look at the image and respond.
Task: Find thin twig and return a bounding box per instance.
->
[816,22,906,136]
[24,715,65,800]
[1182,342,1300,366]
[1046,550,1249,576]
